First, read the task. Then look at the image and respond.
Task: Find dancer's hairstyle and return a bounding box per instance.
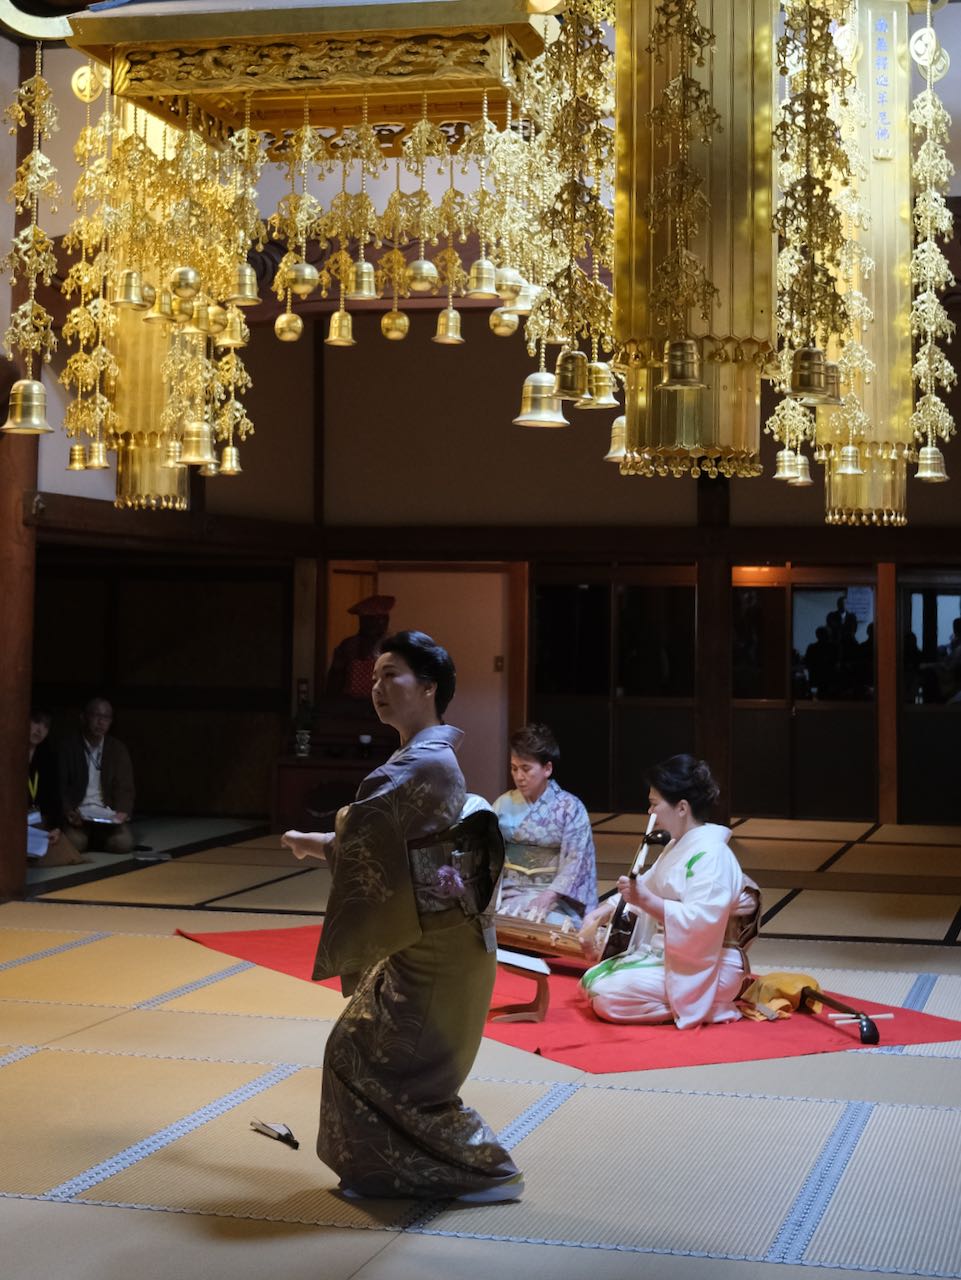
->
[379,630,456,716]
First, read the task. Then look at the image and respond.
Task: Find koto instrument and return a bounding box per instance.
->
[494,812,665,963]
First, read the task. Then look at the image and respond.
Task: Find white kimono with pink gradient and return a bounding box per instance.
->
[582,823,746,1029]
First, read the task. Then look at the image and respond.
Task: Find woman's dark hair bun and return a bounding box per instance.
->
[647,754,719,821]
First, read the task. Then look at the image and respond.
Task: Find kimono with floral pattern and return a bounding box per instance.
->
[492,778,598,924]
[313,724,519,1198]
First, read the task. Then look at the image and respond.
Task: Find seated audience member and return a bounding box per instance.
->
[58,697,135,854]
[492,723,597,927]
[27,710,85,866]
[579,754,758,1029]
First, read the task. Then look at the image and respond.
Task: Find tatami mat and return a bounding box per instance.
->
[828,843,961,877]
[3,1199,398,1280]
[0,934,247,1006]
[868,823,961,845]
[0,1049,267,1196]
[211,869,330,913]
[39,863,304,907]
[0,999,127,1045]
[734,819,873,841]
[588,813,653,834]
[426,1087,844,1254]
[0,902,322,936]
[765,889,961,940]
[592,831,651,865]
[0,928,92,964]
[160,963,346,1020]
[225,836,287,850]
[55,1008,334,1067]
[588,813,613,825]
[803,1104,961,1275]
[730,838,844,871]
[920,973,961,1021]
[179,846,295,868]
[78,1070,549,1225]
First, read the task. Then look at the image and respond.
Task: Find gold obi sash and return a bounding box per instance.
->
[502,841,561,890]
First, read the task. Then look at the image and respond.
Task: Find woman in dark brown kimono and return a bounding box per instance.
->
[283,630,522,1203]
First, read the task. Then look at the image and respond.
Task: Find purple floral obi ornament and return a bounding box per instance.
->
[435,864,466,899]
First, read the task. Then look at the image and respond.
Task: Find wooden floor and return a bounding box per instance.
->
[4,816,961,1280]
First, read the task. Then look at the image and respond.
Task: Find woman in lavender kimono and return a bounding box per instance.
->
[283,630,521,1203]
[579,755,755,1029]
[492,723,597,926]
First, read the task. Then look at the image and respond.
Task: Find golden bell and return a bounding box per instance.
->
[226,261,260,307]
[788,452,814,486]
[284,260,319,299]
[182,299,210,336]
[206,303,228,336]
[86,440,109,469]
[113,269,147,309]
[822,361,841,405]
[198,458,220,477]
[835,443,865,476]
[141,281,156,308]
[381,309,410,340]
[790,346,826,397]
[662,338,705,388]
[275,311,304,342]
[603,414,627,462]
[171,296,194,326]
[169,265,201,300]
[325,309,355,347]
[215,309,248,349]
[432,307,465,344]
[219,445,243,476]
[773,447,799,480]
[495,266,524,302]
[66,443,87,470]
[347,259,378,301]
[408,258,439,294]
[513,370,569,428]
[161,439,185,469]
[466,257,498,298]
[180,419,216,466]
[144,288,174,324]
[503,281,541,315]
[916,443,949,482]
[489,307,519,337]
[553,348,589,401]
[1,378,52,434]
[579,361,619,409]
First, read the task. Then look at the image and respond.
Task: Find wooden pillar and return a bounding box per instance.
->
[0,362,37,901]
[876,562,898,824]
[695,476,732,824]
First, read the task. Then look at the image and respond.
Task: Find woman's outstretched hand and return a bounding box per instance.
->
[282,830,334,862]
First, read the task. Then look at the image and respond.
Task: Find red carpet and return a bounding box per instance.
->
[177,923,961,1074]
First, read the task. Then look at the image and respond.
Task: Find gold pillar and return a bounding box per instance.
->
[112,309,189,511]
[819,0,914,526]
[614,0,776,478]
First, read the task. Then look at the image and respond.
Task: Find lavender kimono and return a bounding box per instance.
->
[313,724,519,1198]
[492,779,598,925]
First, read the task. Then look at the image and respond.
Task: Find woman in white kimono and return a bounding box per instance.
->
[579,755,751,1030]
[283,631,521,1202]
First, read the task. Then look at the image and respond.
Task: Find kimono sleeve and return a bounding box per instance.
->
[551,794,598,913]
[311,750,464,985]
[661,845,741,979]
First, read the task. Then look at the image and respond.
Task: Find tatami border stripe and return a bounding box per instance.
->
[497,1081,581,1149]
[42,1062,301,1201]
[0,1045,41,1068]
[903,973,937,1011]
[134,960,255,1009]
[0,932,110,971]
[401,1080,582,1231]
[764,1099,873,1264]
